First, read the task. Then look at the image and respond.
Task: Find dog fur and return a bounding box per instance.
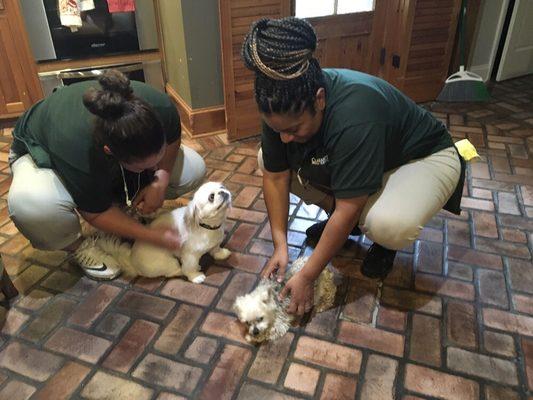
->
[233,256,336,343]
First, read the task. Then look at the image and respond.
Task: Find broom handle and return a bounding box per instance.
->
[460,0,467,66]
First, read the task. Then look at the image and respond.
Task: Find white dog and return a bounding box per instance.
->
[233,257,336,343]
[117,181,232,283]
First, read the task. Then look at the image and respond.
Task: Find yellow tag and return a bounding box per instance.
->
[455,139,480,162]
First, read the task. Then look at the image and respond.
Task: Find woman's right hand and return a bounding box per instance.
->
[261,246,289,282]
[148,226,182,251]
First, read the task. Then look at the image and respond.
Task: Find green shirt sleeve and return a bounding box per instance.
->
[329,122,389,198]
[160,104,181,144]
[260,121,289,172]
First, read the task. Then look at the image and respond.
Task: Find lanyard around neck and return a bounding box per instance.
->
[119,164,141,207]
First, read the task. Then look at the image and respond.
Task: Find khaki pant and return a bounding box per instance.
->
[8,146,206,250]
[258,146,461,250]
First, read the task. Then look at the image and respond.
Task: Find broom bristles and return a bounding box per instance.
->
[437,80,490,102]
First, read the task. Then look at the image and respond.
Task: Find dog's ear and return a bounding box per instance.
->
[259,286,275,304]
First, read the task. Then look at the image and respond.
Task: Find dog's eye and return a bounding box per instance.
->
[208,193,215,202]
[257,317,263,322]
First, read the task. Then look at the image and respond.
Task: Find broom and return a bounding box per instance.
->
[437,0,490,102]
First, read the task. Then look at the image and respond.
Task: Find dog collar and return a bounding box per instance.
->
[199,222,222,230]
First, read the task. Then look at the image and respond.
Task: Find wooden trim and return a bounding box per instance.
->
[166,83,226,137]
[36,50,161,73]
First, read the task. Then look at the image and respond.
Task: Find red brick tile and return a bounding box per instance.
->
[381,286,442,316]
[157,393,188,400]
[0,234,29,255]
[12,264,49,294]
[508,257,533,293]
[338,321,404,357]
[485,386,521,400]
[294,335,362,373]
[32,361,90,400]
[497,191,521,214]
[477,269,509,307]
[228,207,266,223]
[341,279,378,323]
[447,347,518,385]
[404,364,479,400]
[225,252,267,273]
[415,273,475,301]
[472,211,498,238]
[0,380,36,400]
[15,289,53,311]
[225,222,259,252]
[377,306,407,332]
[448,245,503,269]
[501,227,528,243]
[238,383,301,399]
[461,197,495,211]
[419,227,443,243]
[20,297,77,343]
[233,186,261,208]
[446,301,477,349]
[230,173,262,187]
[103,319,159,373]
[483,307,533,336]
[471,162,490,179]
[523,337,533,391]
[160,278,218,306]
[199,345,252,400]
[521,184,533,206]
[216,272,257,312]
[417,241,443,274]
[0,308,29,335]
[45,327,112,363]
[200,311,249,344]
[248,332,293,383]
[284,363,320,396]
[320,373,357,400]
[472,187,493,199]
[205,159,239,172]
[0,341,63,381]
[513,293,533,315]
[154,304,203,354]
[484,330,515,357]
[184,336,218,364]
[447,262,473,281]
[67,284,121,328]
[204,265,231,286]
[116,291,175,320]
[133,276,165,292]
[95,312,130,337]
[305,304,341,339]
[237,157,258,174]
[360,354,398,400]
[133,353,203,394]
[82,371,153,400]
[410,314,441,366]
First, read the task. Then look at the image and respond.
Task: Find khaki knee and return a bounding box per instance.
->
[362,211,422,250]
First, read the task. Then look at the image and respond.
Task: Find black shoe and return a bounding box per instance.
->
[361,243,396,279]
[305,219,362,241]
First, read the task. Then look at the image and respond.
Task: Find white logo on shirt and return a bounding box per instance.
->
[311,155,329,165]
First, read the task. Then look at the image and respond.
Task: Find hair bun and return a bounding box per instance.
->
[82,69,133,120]
[242,17,317,80]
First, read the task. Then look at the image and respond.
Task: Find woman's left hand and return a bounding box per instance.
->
[133,181,166,215]
[279,272,315,316]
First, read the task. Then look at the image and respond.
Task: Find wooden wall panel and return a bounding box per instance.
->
[219,0,291,141]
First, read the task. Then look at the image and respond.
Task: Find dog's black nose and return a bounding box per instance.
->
[219,191,229,201]
[252,327,260,336]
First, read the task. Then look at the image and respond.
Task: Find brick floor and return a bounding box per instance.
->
[0,75,532,399]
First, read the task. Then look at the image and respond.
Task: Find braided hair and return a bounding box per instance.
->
[83,69,165,162]
[242,17,325,115]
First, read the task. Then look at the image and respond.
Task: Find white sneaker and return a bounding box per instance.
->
[73,236,122,281]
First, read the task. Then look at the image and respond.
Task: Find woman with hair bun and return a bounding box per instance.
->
[244,17,464,315]
[7,70,206,280]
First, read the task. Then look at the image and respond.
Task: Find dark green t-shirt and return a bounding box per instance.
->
[11,80,181,213]
[262,68,454,199]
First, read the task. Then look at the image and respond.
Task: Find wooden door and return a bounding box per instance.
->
[395,0,462,102]
[0,0,42,119]
[219,0,291,141]
[496,0,533,81]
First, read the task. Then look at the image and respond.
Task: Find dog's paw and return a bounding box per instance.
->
[245,334,253,343]
[187,272,206,284]
[212,248,231,261]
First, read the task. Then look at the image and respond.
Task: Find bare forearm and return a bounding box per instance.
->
[263,171,290,249]
[155,140,180,187]
[80,207,156,243]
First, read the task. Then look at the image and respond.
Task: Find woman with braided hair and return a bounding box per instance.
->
[7,70,206,280]
[244,17,464,316]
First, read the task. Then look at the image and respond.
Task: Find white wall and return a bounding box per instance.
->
[469,0,509,81]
